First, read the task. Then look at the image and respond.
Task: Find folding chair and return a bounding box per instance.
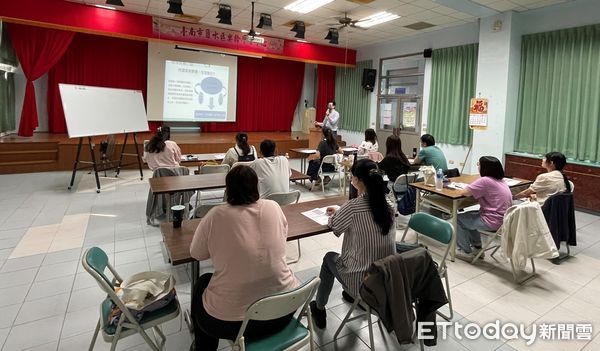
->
[401,213,454,321]
[230,277,320,351]
[266,190,302,263]
[313,155,341,192]
[193,202,225,218]
[82,247,180,351]
[200,164,230,174]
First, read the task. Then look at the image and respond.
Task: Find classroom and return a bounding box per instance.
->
[0,0,599,350]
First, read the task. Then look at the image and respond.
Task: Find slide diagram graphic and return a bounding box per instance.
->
[163,60,230,121]
[194,77,227,111]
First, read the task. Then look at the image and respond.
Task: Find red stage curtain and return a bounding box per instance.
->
[201,57,305,132]
[315,64,336,122]
[9,24,75,137]
[47,33,147,133]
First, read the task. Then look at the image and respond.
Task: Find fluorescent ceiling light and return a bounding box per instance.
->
[95,4,116,10]
[284,0,334,14]
[296,39,309,43]
[356,12,400,28]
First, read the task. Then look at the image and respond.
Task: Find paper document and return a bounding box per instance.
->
[214,153,226,159]
[301,206,340,225]
[503,178,521,186]
[447,182,468,190]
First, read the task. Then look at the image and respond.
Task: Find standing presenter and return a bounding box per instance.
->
[315,101,340,138]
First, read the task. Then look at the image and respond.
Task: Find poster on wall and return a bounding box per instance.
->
[402,102,417,129]
[382,103,393,125]
[469,98,488,130]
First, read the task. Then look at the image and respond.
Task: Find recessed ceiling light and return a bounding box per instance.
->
[284,0,334,14]
[356,12,400,28]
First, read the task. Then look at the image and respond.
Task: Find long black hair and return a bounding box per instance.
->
[322,127,336,149]
[351,159,393,235]
[146,126,171,154]
[478,156,504,180]
[385,135,410,167]
[236,132,251,156]
[364,128,377,144]
[545,151,570,192]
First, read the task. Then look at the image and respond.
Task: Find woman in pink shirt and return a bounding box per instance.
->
[144,126,182,171]
[456,156,513,261]
[189,165,299,351]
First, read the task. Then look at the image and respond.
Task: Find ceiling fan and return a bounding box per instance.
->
[325,12,368,31]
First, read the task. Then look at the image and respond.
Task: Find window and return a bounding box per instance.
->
[376,54,424,134]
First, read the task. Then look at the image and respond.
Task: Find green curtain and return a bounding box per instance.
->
[335,60,372,132]
[0,24,17,133]
[428,44,478,145]
[515,24,600,163]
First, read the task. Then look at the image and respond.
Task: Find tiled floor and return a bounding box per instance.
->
[0,161,599,351]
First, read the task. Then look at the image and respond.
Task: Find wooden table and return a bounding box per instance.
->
[289,148,317,173]
[160,195,347,326]
[180,153,226,172]
[149,173,226,194]
[410,175,532,261]
[290,168,311,182]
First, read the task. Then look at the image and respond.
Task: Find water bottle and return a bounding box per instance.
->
[412,147,417,159]
[435,168,444,191]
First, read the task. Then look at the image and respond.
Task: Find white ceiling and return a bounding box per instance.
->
[67,0,571,48]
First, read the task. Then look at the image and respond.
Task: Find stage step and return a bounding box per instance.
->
[0,142,59,174]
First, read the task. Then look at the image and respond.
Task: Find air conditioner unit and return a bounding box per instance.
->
[244,35,265,44]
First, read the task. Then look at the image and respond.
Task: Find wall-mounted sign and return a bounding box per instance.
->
[152,18,285,54]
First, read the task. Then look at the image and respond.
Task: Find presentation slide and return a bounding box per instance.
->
[164,60,229,121]
[147,42,238,122]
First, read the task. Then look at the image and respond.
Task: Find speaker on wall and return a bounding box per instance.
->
[424,48,432,58]
[361,68,377,92]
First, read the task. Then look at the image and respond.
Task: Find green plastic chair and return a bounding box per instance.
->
[230,277,320,351]
[404,212,454,321]
[82,247,181,351]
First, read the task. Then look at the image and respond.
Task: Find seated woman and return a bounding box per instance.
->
[357,128,379,156]
[378,135,410,184]
[309,159,396,328]
[222,132,257,166]
[455,156,513,261]
[306,127,340,187]
[189,165,299,350]
[514,151,570,204]
[144,126,182,171]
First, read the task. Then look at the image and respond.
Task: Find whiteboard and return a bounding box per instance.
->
[59,84,150,138]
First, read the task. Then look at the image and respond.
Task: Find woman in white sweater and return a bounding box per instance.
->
[357,128,379,156]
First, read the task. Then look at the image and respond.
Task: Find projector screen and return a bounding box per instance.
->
[147,42,238,122]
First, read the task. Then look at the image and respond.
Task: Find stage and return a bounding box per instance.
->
[0,132,310,174]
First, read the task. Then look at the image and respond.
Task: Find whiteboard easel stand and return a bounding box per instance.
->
[67,133,144,193]
[115,132,144,181]
[68,137,102,193]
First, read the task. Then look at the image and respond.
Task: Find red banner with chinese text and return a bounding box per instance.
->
[153,18,284,55]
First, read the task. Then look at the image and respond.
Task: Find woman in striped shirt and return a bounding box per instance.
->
[310,159,396,328]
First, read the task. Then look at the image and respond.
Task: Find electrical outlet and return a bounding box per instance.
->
[448,160,454,164]
[459,163,465,166]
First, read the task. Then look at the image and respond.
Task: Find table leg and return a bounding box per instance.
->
[450,201,458,262]
[184,260,200,332]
